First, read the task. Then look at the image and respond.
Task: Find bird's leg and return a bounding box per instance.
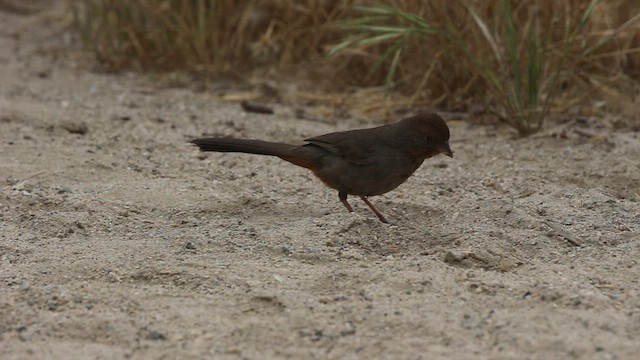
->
[360,196,389,224]
[338,192,354,212]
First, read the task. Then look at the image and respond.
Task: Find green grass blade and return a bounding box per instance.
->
[357,32,404,46]
[367,38,405,77]
[327,35,365,57]
[352,5,397,15]
[503,0,521,105]
[385,45,403,90]
[346,25,415,33]
[527,27,540,126]
[467,5,502,63]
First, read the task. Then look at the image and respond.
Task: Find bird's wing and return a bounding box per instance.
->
[305,129,380,166]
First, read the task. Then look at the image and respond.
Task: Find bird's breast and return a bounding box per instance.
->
[310,151,424,196]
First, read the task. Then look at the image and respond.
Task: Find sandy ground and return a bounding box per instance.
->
[1,3,640,359]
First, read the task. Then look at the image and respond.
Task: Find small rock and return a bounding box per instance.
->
[58,187,72,194]
[61,122,88,135]
[443,251,462,264]
[139,326,166,341]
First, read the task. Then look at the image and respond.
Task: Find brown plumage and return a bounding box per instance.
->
[190,112,453,223]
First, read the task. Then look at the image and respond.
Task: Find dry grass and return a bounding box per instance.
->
[75,0,640,134]
[75,0,349,73]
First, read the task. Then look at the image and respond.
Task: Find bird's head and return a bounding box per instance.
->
[403,113,453,158]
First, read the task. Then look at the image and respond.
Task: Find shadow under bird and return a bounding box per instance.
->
[189,112,453,223]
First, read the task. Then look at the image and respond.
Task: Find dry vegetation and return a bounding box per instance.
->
[75,0,640,134]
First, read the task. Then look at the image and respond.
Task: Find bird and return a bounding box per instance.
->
[190,112,453,223]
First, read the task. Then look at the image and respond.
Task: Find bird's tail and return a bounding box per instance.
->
[189,138,297,157]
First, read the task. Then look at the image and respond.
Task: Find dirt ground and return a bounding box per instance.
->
[1,3,639,359]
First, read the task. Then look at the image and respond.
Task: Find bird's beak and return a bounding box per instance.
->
[439,141,453,158]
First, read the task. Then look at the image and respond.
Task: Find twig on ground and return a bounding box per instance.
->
[573,127,605,138]
[294,109,334,124]
[543,220,585,246]
[530,120,577,139]
[241,101,274,115]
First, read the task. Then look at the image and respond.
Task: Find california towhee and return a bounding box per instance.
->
[190,112,453,223]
